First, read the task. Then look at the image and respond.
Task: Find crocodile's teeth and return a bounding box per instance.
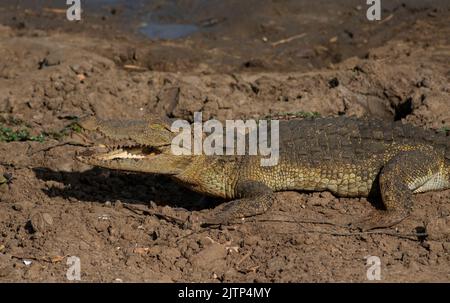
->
[99,149,146,160]
[98,149,124,160]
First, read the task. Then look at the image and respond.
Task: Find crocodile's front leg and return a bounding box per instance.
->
[351,149,444,231]
[204,180,276,225]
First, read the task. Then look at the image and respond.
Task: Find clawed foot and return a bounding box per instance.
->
[201,201,247,226]
[201,197,272,226]
[349,210,409,231]
[201,181,275,226]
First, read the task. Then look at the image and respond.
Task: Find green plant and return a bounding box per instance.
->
[0,124,46,142]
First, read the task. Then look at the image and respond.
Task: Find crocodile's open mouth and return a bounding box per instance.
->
[74,117,190,175]
[78,144,163,162]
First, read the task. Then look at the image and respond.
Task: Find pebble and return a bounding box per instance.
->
[197,237,213,248]
[42,213,53,225]
[29,212,53,233]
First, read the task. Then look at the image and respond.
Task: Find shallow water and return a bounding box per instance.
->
[87,0,202,40]
[139,22,199,40]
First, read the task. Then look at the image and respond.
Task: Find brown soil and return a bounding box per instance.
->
[0,1,449,282]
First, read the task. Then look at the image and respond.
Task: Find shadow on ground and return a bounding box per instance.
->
[33,167,222,211]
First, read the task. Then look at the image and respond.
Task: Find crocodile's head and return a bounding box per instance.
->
[76,116,193,175]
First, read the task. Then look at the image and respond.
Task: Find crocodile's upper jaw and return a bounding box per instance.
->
[87,145,159,161]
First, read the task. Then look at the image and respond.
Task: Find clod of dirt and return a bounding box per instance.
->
[426,218,450,241]
[189,242,228,272]
[28,212,53,233]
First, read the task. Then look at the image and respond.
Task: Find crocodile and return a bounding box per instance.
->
[76,115,450,230]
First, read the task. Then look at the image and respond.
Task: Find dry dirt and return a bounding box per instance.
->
[0,1,449,282]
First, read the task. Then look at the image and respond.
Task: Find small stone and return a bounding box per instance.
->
[104,201,112,207]
[29,212,53,233]
[197,237,212,248]
[329,36,338,43]
[77,74,86,82]
[42,213,53,226]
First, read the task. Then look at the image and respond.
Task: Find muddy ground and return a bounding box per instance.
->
[0,0,449,282]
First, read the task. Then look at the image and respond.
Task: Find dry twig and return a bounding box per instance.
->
[271,33,307,47]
